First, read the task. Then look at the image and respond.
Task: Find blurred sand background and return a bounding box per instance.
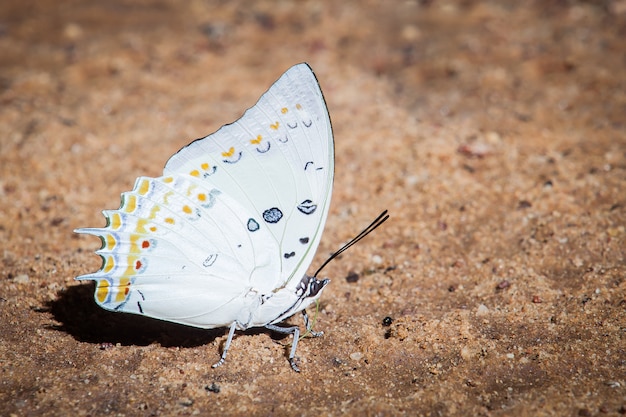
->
[1,1,625,415]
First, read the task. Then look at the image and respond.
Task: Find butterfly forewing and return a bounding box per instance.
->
[164,63,334,289]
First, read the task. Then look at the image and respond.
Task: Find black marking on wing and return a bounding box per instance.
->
[303,120,312,128]
[181,207,201,221]
[287,122,298,129]
[256,141,271,153]
[299,237,309,244]
[137,302,144,314]
[278,135,289,143]
[203,254,218,267]
[223,151,243,164]
[203,166,217,177]
[137,290,146,301]
[297,200,317,215]
[304,161,314,171]
[263,207,283,224]
[284,252,296,259]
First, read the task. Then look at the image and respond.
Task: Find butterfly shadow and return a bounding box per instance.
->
[46,282,224,348]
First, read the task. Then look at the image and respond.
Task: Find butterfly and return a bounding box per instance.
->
[76,63,388,371]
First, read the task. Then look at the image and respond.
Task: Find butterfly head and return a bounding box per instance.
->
[260,274,329,326]
[297,274,330,304]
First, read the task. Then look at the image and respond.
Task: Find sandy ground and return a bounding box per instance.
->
[1,1,625,416]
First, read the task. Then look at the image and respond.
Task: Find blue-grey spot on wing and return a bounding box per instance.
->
[247,218,260,232]
[263,207,283,224]
[201,189,221,209]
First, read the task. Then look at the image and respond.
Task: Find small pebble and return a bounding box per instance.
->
[496,280,510,290]
[15,274,30,284]
[179,398,194,407]
[205,383,220,393]
[476,304,489,316]
[345,271,359,283]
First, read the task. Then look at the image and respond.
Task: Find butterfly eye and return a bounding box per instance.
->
[308,278,329,298]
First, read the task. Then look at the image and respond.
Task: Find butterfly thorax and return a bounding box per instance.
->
[248,274,329,328]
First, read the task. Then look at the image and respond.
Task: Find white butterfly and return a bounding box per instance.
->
[76,63,335,371]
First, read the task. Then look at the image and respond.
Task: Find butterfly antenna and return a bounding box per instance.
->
[314,210,389,277]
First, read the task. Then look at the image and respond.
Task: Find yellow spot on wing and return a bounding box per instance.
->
[105,234,116,250]
[186,184,197,196]
[149,206,160,219]
[96,280,110,303]
[110,213,122,230]
[114,276,132,303]
[182,205,192,214]
[103,255,115,273]
[296,103,302,110]
[135,218,148,234]
[250,135,262,145]
[163,191,174,204]
[137,179,150,195]
[129,234,140,253]
[222,147,235,157]
[165,217,175,225]
[123,195,137,213]
[198,193,206,202]
[201,162,210,170]
[190,169,200,177]
[281,107,288,114]
[270,122,279,130]
[163,177,174,183]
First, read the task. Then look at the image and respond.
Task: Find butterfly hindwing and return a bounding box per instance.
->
[76,175,282,328]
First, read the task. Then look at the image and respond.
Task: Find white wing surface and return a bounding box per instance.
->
[76,63,334,329]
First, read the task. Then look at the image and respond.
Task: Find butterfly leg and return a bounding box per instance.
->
[265,324,301,372]
[212,322,237,369]
[302,310,323,338]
